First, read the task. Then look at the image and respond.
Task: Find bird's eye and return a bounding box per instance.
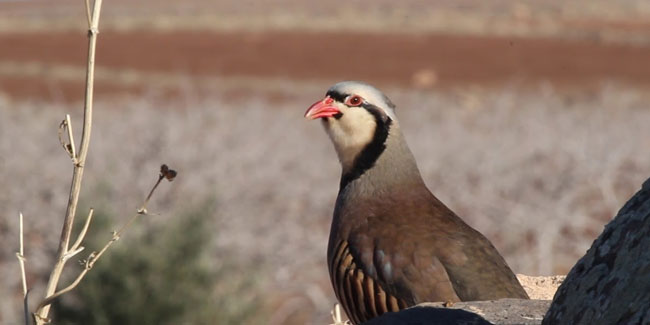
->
[345,95,363,107]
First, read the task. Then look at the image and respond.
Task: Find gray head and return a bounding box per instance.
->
[305,81,409,187]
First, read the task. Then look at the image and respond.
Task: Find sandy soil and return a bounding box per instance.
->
[517,274,566,300]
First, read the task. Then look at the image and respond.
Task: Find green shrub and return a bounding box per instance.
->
[53,201,263,324]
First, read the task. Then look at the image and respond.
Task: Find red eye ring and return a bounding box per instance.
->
[345,95,364,107]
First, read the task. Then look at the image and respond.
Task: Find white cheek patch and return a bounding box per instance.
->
[325,108,377,169]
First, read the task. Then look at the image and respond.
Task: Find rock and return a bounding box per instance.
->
[362,304,493,325]
[358,275,564,324]
[543,178,650,324]
[364,299,551,325]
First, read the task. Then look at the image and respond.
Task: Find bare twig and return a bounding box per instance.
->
[330,303,349,325]
[35,0,103,322]
[84,0,92,27]
[16,213,28,297]
[66,114,77,160]
[60,209,94,264]
[28,1,178,321]
[58,115,78,162]
[16,212,29,325]
[23,290,30,325]
[35,165,177,312]
[36,259,92,312]
[70,208,94,252]
[57,119,71,159]
[139,164,177,214]
[62,246,85,264]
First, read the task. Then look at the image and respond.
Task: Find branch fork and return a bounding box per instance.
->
[20,1,179,324]
[33,164,177,321]
[32,0,103,322]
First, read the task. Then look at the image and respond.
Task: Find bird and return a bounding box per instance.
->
[304,81,529,324]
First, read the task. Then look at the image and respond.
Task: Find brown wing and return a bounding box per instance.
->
[329,240,411,324]
[441,225,530,300]
[378,189,528,301]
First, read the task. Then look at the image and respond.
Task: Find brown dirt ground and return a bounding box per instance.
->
[2,30,650,101]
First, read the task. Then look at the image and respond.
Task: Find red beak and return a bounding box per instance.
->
[305,97,340,120]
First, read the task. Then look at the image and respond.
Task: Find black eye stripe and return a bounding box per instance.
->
[326,90,347,103]
[326,91,367,107]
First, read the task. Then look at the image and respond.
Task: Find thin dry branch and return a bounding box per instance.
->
[65,114,77,160]
[16,213,28,297]
[139,164,177,214]
[26,2,180,323]
[57,115,76,161]
[330,304,350,325]
[16,213,29,325]
[84,0,92,27]
[34,0,103,322]
[70,208,94,252]
[35,257,92,313]
[59,210,94,265]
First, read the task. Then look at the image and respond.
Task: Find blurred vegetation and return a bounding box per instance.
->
[52,200,264,325]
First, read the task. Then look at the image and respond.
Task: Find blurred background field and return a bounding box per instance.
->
[1,1,650,324]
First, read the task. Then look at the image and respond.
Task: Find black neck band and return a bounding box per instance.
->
[340,105,392,190]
